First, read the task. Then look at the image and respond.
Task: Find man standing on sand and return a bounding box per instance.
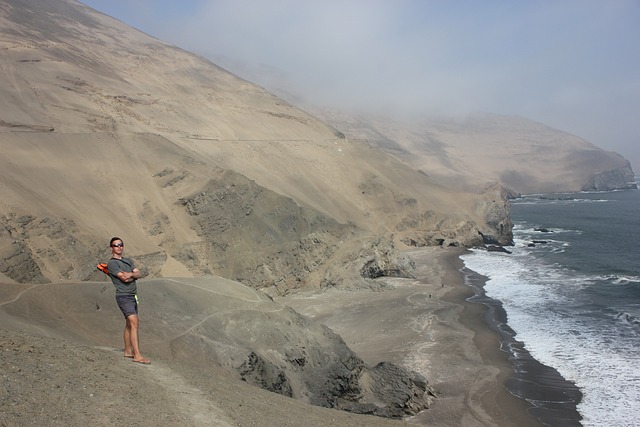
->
[107,237,150,364]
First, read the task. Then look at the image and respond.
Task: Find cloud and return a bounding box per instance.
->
[83,0,640,171]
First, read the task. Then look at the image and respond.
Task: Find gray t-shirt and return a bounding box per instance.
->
[107,257,137,296]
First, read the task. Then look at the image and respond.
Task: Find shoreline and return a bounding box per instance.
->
[456,251,583,427]
[441,252,540,424]
[412,249,544,427]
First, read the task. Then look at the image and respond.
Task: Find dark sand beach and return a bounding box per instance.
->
[429,251,544,427]
[461,262,583,427]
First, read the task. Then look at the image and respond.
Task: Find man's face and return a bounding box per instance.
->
[111,240,124,255]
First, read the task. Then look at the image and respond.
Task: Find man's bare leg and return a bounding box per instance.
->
[123,320,134,358]
[126,314,150,364]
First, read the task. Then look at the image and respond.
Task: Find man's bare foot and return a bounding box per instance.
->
[124,354,134,358]
[132,357,151,364]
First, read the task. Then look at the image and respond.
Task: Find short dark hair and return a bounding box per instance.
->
[110,236,123,247]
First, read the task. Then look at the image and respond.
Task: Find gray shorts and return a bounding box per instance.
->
[115,294,138,318]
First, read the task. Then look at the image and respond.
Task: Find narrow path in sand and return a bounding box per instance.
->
[96,346,235,427]
[140,362,234,427]
[0,283,48,307]
[144,278,287,347]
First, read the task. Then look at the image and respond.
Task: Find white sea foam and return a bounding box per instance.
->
[513,197,611,205]
[614,311,640,327]
[461,247,640,427]
[607,274,640,285]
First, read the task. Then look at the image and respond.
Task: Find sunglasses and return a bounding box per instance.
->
[111,243,124,247]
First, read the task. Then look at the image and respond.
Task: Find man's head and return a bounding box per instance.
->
[110,237,124,256]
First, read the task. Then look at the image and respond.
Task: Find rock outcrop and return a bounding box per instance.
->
[581,161,637,191]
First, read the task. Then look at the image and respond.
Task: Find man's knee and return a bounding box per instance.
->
[126,314,140,328]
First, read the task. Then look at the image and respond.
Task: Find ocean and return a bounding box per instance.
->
[461,181,640,427]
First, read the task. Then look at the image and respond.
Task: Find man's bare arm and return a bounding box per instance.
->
[116,271,135,283]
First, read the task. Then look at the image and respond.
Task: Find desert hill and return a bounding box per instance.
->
[309,110,636,194]
[0,2,508,421]
[0,275,433,422]
[0,0,512,287]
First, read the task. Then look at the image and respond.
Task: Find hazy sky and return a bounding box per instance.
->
[81,0,639,172]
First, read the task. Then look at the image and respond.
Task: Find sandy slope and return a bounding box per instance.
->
[1,0,511,286]
[0,328,404,427]
[308,110,635,194]
[0,248,541,427]
[0,269,434,422]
